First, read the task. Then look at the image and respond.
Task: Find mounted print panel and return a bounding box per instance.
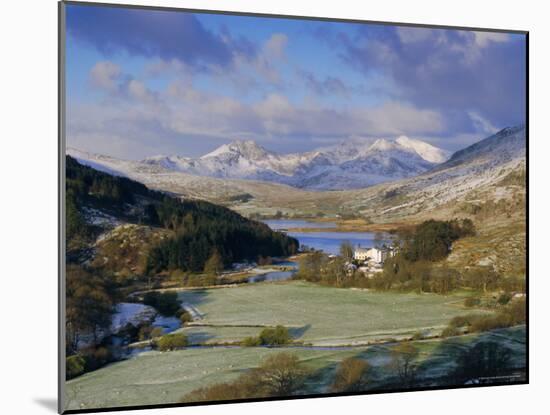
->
[59,1,528,413]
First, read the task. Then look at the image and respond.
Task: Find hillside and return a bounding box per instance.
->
[67,126,526,226]
[66,156,298,277]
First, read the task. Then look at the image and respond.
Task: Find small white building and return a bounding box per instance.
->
[353,248,371,261]
[353,246,394,264]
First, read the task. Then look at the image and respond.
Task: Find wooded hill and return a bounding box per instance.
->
[66,155,299,273]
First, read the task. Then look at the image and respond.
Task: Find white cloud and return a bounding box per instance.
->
[243,33,289,85]
[127,79,154,101]
[468,110,499,135]
[70,60,450,159]
[264,33,288,59]
[472,31,509,48]
[70,71,446,159]
[454,31,510,65]
[89,61,122,92]
[140,33,290,94]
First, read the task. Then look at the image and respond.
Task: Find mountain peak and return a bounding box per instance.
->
[201,139,271,160]
[395,136,450,163]
[369,138,397,151]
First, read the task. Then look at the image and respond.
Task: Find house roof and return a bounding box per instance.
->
[354,248,370,253]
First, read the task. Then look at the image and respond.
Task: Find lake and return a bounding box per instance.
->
[263,219,337,230]
[263,219,389,255]
[248,269,295,283]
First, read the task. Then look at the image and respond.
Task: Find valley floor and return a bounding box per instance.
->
[64,281,526,411]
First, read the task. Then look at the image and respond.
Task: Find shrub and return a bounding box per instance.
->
[169,269,187,283]
[331,358,370,392]
[92,347,110,365]
[390,343,419,386]
[241,326,292,346]
[469,315,508,333]
[449,315,477,328]
[179,310,193,324]
[506,297,526,324]
[138,324,153,341]
[184,381,251,402]
[498,293,513,305]
[80,346,112,371]
[258,325,291,345]
[441,326,459,338]
[138,324,151,341]
[464,297,481,307]
[182,352,308,402]
[151,327,164,339]
[257,353,308,396]
[66,355,86,379]
[157,333,187,351]
[412,331,424,341]
[242,336,262,347]
[443,297,526,336]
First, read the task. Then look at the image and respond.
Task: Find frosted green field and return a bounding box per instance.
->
[65,347,356,411]
[65,326,526,411]
[176,281,486,346]
[64,282,523,411]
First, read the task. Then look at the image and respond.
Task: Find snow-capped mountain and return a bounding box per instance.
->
[138,136,451,190]
[436,125,525,170]
[395,136,449,163]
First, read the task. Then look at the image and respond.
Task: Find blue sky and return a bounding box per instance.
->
[65,3,526,159]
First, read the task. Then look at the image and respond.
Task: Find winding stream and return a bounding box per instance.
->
[114,219,390,357]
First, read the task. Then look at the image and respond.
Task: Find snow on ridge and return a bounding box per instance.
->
[395,136,451,163]
[135,136,451,190]
[65,127,523,191]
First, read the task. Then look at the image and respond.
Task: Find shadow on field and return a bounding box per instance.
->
[289,324,311,339]
[415,328,527,387]
[178,289,211,318]
[186,330,216,344]
[303,360,340,394]
[302,327,526,395]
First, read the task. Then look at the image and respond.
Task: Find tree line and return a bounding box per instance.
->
[295,218,524,295]
[66,155,298,273]
[145,198,298,273]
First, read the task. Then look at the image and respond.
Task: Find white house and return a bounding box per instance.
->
[353,247,371,261]
[353,246,394,264]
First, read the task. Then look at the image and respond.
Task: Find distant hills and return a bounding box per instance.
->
[67,125,526,221]
[70,135,450,191]
[328,125,526,222]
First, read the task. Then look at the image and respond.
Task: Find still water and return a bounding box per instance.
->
[264,219,388,255]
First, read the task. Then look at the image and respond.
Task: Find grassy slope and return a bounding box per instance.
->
[65,326,526,411]
[446,217,526,277]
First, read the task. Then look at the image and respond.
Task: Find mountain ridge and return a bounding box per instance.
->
[67,125,526,221]
[135,135,451,190]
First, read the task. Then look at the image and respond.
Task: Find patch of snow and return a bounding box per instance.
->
[152,315,181,334]
[111,303,156,332]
